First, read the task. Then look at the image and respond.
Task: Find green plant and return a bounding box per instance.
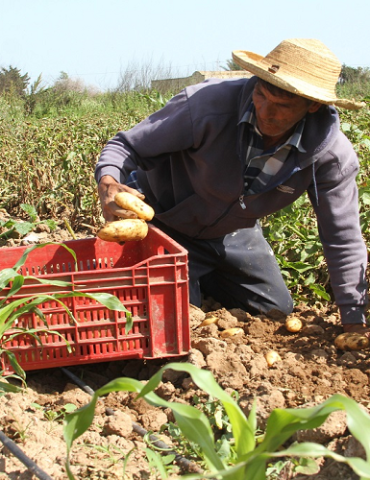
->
[262,193,330,305]
[9,417,34,443]
[31,403,77,433]
[0,242,132,391]
[0,203,56,240]
[64,363,370,480]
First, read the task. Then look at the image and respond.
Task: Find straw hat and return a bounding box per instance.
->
[232,39,365,110]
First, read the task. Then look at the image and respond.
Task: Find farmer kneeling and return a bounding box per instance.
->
[96,38,368,336]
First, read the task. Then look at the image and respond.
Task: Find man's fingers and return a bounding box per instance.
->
[112,207,138,219]
[122,185,145,200]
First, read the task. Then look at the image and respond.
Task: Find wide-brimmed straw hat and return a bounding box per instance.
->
[232,39,365,110]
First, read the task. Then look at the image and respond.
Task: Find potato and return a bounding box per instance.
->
[97,219,148,242]
[265,350,282,367]
[199,315,218,327]
[220,327,244,338]
[114,192,155,221]
[285,317,303,333]
[334,332,369,351]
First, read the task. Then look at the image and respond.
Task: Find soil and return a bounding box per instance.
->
[0,213,369,480]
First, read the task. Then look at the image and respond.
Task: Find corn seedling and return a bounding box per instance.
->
[0,242,132,390]
[63,362,370,480]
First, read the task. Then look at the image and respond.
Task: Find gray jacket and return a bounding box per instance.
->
[96,76,368,323]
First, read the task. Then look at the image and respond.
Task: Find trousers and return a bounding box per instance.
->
[152,219,294,315]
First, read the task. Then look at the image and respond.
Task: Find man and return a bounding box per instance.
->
[96,38,368,335]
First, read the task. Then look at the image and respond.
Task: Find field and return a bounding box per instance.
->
[0,83,370,479]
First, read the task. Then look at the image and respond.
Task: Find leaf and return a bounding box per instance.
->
[13,242,78,272]
[25,276,75,287]
[20,204,38,222]
[6,274,24,298]
[360,191,370,206]
[3,351,26,379]
[271,442,370,479]
[13,222,34,236]
[145,448,168,479]
[0,268,18,291]
[139,363,255,458]
[309,284,331,301]
[0,380,22,393]
[294,457,320,475]
[282,261,314,273]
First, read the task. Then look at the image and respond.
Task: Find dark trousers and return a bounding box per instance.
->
[152,220,293,315]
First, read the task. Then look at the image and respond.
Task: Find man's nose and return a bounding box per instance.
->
[260,101,276,118]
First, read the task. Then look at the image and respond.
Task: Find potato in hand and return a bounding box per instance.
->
[114,192,155,221]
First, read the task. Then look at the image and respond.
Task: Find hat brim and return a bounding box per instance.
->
[232,50,365,110]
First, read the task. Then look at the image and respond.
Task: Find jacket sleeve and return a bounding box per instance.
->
[308,134,368,324]
[95,89,194,184]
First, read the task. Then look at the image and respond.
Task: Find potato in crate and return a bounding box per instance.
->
[0,225,190,375]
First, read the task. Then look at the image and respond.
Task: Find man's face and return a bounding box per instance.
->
[252,81,321,139]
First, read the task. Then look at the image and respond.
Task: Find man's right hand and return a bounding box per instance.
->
[98,175,146,222]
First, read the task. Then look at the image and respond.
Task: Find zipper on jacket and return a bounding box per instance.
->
[194,194,247,238]
[239,195,246,209]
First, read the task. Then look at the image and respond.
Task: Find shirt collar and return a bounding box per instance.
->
[240,102,307,153]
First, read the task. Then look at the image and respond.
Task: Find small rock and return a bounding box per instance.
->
[301,324,325,335]
[189,304,206,329]
[187,348,206,368]
[191,337,227,356]
[103,411,133,436]
[155,382,176,400]
[295,410,347,443]
[140,409,168,432]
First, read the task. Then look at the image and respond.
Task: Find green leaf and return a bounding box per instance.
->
[14,222,34,236]
[294,456,320,475]
[272,442,370,479]
[6,274,24,298]
[139,363,255,458]
[0,268,18,291]
[20,204,38,222]
[25,276,74,287]
[282,261,314,273]
[309,283,331,301]
[13,243,78,272]
[3,351,26,379]
[0,380,22,393]
[360,191,370,206]
[145,448,168,479]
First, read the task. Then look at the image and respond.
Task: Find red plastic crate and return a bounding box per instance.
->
[0,225,190,375]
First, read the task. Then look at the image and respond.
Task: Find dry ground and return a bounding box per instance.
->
[0,215,368,480]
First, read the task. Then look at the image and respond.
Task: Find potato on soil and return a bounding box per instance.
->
[285,316,303,333]
[97,219,148,242]
[265,350,282,367]
[334,332,369,351]
[199,315,218,327]
[220,327,244,338]
[114,192,155,221]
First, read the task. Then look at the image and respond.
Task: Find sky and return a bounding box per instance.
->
[1,0,369,91]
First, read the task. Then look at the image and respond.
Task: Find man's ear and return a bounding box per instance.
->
[308,102,323,113]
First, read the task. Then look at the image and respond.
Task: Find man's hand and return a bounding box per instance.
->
[98,175,146,222]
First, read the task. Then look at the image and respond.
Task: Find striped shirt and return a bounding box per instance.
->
[240,103,306,195]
